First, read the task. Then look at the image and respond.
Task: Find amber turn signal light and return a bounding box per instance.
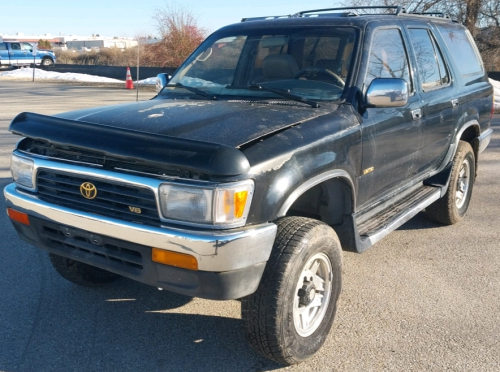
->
[7,208,30,225]
[151,248,198,271]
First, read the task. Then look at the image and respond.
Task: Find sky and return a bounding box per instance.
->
[0,0,341,38]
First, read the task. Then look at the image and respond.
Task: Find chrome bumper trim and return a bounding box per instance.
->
[478,128,493,153]
[4,183,277,272]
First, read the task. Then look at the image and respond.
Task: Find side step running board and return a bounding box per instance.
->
[356,186,441,248]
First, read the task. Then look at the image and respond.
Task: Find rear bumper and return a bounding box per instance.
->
[4,183,277,299]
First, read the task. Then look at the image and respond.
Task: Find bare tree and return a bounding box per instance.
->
[339,0,497,35]
[146,2,207,68]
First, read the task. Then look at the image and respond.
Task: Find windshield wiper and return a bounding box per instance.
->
[226,84,320,108]
[165,83,217,100]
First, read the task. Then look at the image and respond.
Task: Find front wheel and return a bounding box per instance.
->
[241,217,342,365]
[425,140,475,224]
[41,57,54,67]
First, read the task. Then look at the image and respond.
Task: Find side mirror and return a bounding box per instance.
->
[366,78,408,108]
[156,73,171,93]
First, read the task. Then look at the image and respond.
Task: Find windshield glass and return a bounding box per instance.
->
[162,27,358,102]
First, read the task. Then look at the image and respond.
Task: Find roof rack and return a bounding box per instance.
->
[408,12,451,19]
[241,6,405,22]
[241,6,455,22]
[292,6,405,17]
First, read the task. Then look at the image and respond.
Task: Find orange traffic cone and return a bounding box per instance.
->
[125,67,134,89]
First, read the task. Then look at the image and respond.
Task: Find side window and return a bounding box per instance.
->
[11,43,21,50]
[22,43,33,52]
[432,35,450,86]
[0,42,7,50]
[365,29,411,90]
[437,24,482,76]
[409,29,449,91]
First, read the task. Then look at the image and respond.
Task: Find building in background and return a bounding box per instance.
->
[0,33,138,51]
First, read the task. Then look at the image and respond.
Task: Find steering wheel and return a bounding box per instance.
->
[294,67,345,87]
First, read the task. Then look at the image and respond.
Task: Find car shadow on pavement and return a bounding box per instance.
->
[0,177,282,372]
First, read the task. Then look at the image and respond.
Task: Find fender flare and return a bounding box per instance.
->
[277,169,356,216]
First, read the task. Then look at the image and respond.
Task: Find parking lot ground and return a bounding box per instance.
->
[0,82,499,372]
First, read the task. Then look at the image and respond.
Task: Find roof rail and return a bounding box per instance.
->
[241,6,455,23]
[292,6,404,17]
[408,12,451,19]
[241,15,291,22]
[241,6,405,22]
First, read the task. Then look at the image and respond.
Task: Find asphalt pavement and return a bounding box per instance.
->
[0,81,499,372]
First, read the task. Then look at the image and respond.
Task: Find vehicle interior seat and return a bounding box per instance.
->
[258,54,300,82]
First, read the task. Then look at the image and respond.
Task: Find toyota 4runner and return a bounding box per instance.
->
[4,6,494,365]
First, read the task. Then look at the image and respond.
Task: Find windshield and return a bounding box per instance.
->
[162,27,358,102]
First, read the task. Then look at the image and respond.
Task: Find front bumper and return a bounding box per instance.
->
[4,183,277,299]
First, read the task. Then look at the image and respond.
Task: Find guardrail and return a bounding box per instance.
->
[40,64,177,81]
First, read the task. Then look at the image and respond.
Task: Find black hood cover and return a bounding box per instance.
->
[55,98,334,148]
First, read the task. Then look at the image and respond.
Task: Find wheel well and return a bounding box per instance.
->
[285,178,354,226]
[460,124,480,177]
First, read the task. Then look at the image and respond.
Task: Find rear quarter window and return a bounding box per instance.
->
[437,24,483,76]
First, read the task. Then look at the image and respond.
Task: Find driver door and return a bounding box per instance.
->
[357,25,423,209]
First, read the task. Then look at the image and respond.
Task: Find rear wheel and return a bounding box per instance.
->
[425,140,475,225]
[49,253,120,287]
[241,217,342,365]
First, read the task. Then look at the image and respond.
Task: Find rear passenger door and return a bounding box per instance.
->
[405,25,457,172]
[357,24,422,208]
[8,43,26,65]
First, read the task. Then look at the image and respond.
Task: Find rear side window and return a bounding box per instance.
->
[0,42,6,50]
[364,28,411,90]
[437,24,482,76]
[10,43,21,50]
[408,29,450,91]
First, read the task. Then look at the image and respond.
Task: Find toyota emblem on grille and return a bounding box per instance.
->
[80,182,97,199]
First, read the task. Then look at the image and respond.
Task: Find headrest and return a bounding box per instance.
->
[262,54,299,79]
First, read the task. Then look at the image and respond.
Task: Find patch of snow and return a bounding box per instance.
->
[0,68,123,83]
[138,77,157,85]
[490,78,500,113]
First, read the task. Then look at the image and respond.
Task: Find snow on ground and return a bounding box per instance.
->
[0,68,499,106]
[137,77,157,85]
[490,78,500,113]
[0,68,156,84]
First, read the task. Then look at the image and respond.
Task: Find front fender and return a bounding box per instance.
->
[243,104,362,224]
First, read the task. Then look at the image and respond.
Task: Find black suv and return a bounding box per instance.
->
[5,6,494,365]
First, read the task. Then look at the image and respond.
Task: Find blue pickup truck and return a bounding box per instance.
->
[0,40,56,67]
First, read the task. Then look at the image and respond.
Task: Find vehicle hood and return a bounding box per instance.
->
[55,98,335,148]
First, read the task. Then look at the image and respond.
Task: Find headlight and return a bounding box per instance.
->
[11,154,34,189]
[159,180,254,228]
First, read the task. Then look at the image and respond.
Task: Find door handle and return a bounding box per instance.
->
[411,108,422,121]
[451,99,459,108]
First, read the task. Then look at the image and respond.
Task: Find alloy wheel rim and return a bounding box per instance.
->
[456,158,471,209]
[293,252,333,337]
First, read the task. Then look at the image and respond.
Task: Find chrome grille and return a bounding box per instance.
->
[37,170,161,226]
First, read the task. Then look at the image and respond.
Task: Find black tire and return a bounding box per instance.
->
[41,57,54,67]
[241,217,342,365]
[49,253,120,287]
[425,140,475,225]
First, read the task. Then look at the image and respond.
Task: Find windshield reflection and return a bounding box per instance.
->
[161,28,358,102]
